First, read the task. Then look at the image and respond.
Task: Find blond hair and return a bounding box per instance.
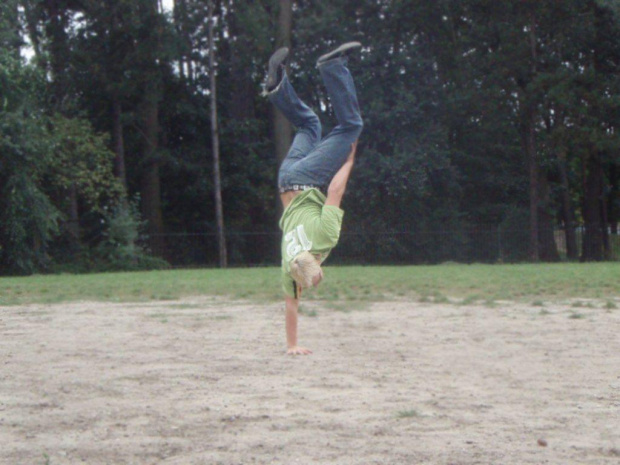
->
[289,251,322,289]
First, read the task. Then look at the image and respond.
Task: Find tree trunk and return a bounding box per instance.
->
[44,0,70,111]
[140,94,165,257]
[8,1,20,59]
[138,0,165,258]
[44,0,80,253]
[274,0,293,166]
[557,146,578,259]
[522,105,539,261]
[173,0,192,82]
[601,169,610,259]
[112,97,127,190]
[609,163,618,235]
[584,3,610,260]
[22,0,43,61]
[537,170,559,261]
[524,14,539,261]
[208,0,227,268]
[581,152,605,261]
[173,0,185,80]
[64,183,80,253]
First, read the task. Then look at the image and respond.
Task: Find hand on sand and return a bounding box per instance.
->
[286,346,313,355]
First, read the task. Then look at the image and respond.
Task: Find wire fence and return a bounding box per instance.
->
[150,227,620,267]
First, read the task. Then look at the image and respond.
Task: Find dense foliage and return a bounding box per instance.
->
[1,0,620,274]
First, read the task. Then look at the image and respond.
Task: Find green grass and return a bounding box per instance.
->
[396,409,420,418]
[0,263,619,306]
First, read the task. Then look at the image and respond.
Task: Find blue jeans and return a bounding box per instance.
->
[269,57,363,192]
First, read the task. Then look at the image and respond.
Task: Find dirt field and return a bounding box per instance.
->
[1,296,619,465]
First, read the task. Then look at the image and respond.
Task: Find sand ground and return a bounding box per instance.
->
[1,296,619,465]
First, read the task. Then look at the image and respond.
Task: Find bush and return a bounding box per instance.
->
[91,201,170,272]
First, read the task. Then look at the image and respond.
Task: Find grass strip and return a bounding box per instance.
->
[0,263,618,306]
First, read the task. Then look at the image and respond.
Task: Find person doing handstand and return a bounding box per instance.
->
[264,42,363,355]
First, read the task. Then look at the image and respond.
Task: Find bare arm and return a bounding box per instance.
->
[285,295,312,355]
[325,141,358,208]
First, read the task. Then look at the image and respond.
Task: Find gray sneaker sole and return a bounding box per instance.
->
[317,41,362,65]
[266,47,289,90]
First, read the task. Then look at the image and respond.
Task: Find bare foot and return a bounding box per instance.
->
[286,346,312,355]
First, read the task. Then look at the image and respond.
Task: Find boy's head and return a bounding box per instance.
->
[290,251,324,289]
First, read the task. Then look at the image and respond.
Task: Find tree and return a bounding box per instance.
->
[5,0,620,271]
[0,1,57,273]
[207,0,227,267]
[0,56,59,273]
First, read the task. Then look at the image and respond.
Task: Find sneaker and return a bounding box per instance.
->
[265,47,289,92]
[317,41,361,66]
